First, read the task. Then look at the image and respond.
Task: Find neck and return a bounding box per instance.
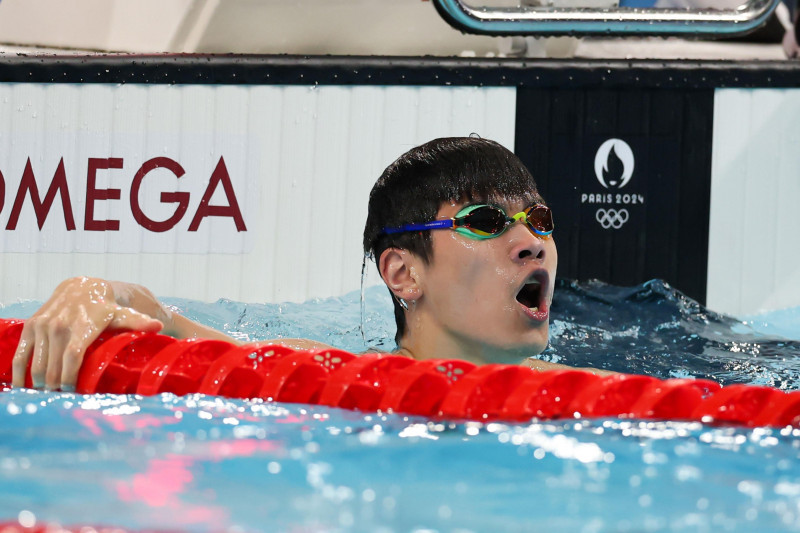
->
[396,309,520,366]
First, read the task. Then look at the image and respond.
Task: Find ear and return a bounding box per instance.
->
[378,247,423,303]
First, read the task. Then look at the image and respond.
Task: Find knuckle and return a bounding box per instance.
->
[47,316,69,336]
[63,343,85,362]
[22,317,38,334]
[11,352,27,371]
[32,316,50,336]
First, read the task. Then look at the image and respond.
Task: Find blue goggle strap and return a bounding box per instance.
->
[382,219,454,234]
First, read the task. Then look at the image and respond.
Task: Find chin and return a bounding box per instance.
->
[524,341,548,357]
[518,331,550,357]
[487,337,549,365]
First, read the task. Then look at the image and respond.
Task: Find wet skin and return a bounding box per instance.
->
[11,200,575,390]
[10,277,165,390]
[9,277,331,390]
[383,198,558,366]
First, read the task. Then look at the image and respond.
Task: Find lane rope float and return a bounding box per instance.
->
[1,318,798,427]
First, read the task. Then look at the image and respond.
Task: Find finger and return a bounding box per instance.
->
[29,332,49,390]
[108,309,163,333]
[45,320,69,391]
[60,341,85,392]
[45,344,63,391]
[11,322,35,388]
[56,318,106,392]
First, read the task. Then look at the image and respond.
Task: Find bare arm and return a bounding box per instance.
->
[11,277,333,391]
[110,281,237,343]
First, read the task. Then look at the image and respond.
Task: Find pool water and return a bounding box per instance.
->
[1,280,799,532]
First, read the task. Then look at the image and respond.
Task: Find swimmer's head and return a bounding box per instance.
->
[363,136,543,345]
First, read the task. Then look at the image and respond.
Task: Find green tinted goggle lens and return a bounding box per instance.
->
[454,204,554,239]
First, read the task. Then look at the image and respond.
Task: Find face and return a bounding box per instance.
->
[408,198,558,364]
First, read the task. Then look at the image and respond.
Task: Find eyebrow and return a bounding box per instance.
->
[488,195,546,212]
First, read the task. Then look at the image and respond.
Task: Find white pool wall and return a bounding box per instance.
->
[0,84,516,304]
[708,89,800,316]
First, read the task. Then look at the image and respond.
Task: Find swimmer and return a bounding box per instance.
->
[11,137,608,391]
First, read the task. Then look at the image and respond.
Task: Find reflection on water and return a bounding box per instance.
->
[2,391,800,532]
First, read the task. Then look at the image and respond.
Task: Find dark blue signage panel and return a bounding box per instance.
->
[515,89,714,304]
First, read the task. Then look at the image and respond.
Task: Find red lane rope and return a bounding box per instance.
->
[0,318,798,427]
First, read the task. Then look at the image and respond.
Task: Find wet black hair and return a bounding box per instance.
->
[363,136,542,344]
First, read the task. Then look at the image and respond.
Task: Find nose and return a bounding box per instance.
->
[508,223,547,264]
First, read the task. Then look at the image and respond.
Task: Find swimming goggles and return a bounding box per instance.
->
[382,203,554,240]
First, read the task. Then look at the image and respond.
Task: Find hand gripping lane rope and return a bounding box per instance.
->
[1,319,799,427]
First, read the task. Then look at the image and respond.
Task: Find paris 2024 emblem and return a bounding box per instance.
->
[581,139,645,230]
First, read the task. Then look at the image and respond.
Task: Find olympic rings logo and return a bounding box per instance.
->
[595,208,629,229]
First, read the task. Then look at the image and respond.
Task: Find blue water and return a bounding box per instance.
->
[1,280,799,532]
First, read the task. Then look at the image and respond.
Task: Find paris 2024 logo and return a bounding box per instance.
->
[581,139,645,230]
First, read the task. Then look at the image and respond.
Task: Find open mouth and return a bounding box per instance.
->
[515,271,549,320]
